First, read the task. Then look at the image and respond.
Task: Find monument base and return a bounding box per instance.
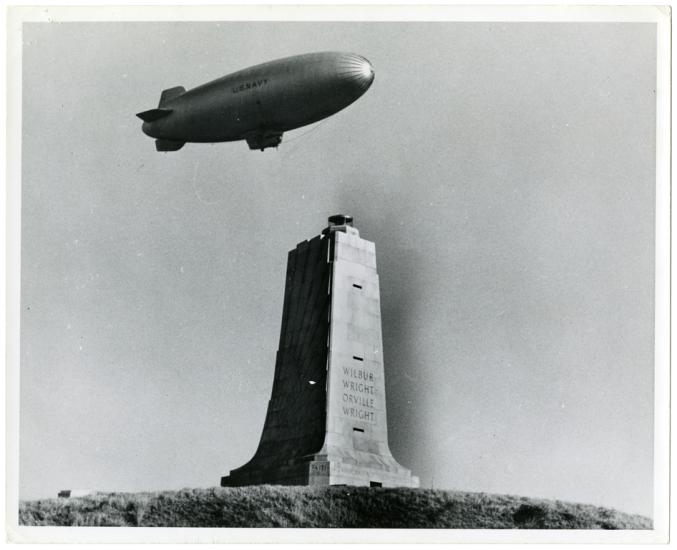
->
[221,449,419,488]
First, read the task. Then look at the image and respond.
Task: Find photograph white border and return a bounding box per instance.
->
[5,3,671,544]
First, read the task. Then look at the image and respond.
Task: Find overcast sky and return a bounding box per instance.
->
[19,19,656,517]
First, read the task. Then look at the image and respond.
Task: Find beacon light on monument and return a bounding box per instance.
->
[136,52,375,152]
[221,215,418,488]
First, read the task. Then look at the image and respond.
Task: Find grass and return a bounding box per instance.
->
[19,486,652,528]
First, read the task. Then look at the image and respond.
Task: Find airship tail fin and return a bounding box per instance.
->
[136,108,172,122]
[155,138,185,152]
[159,86,186,106]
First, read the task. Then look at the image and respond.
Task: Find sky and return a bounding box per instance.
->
[18,19,657,517]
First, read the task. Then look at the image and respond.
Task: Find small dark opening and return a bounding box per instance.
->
[352,283,362,289]
[353,356,363,361]
[370,481,382,487]
[353,427,364,433]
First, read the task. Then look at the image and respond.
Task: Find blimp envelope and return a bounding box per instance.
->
[136,52,375,152]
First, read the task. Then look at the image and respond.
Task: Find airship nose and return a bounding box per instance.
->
[338,54,375,93]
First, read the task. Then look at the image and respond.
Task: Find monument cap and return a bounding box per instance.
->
[328,214,353,227]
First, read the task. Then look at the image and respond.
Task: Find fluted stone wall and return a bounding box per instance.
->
[222,234,330,486]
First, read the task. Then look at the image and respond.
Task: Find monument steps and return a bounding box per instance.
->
[19,486,651,529]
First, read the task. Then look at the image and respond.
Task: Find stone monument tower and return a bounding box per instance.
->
[221,215,418,487]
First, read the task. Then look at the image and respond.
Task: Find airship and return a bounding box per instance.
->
[136,51,375,152]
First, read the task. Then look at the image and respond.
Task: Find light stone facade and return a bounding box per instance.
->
[221,216,418,488]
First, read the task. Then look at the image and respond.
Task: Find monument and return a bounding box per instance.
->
[221,215,418,487]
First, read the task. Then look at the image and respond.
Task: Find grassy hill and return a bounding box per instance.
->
[19,486,651,529]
